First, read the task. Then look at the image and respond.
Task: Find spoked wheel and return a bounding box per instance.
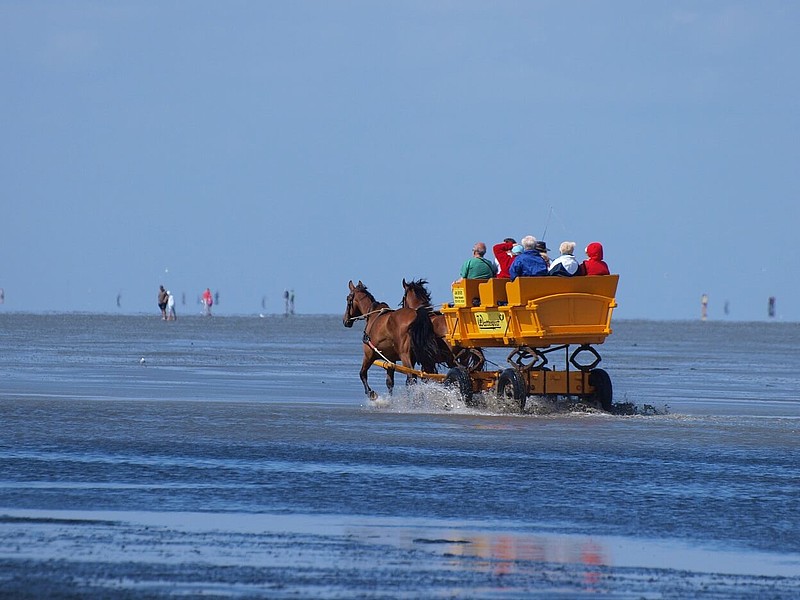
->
[443,367,475,407]
[496,368,527,412]
[455,347,485,372]
[588,368,613,412]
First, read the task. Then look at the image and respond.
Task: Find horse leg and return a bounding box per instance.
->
[385,367,395,395]
[360,352,377,400]
[399,348,417,387]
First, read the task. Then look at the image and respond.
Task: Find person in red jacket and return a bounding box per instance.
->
[492,237,518,279]
[578,242,610,276]
[202,288,213,316]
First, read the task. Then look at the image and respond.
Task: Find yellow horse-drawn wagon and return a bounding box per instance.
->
[356,274,619,412]
[437,274,619,411]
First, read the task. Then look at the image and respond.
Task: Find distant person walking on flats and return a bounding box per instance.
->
[202,288,213,316]
[458,242,497,281]
[158,285,168,320]
[166,290,177,320]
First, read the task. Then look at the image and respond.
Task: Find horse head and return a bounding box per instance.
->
[401,278,432,310]
[344,280,375,327]
[343,280,359,327]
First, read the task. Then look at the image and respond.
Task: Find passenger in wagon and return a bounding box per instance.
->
[577,242,610,276]
[492,237,517,279]
[458,241,497,281]
[548,241,580,276]
[534,240,551,268]
[508,236,548,281]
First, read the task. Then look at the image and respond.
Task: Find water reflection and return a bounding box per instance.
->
[349,523,612,591]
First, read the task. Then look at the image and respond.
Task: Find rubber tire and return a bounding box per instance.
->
[497,368,527,412]
[588,368,613,412]
[444,367,474,406]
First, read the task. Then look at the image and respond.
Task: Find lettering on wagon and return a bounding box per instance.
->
[475,311,505,331]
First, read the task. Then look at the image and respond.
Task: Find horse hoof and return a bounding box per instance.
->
[368,391,378,400]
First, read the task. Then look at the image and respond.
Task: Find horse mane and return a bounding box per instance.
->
[402,278,432,307]
[356,283,390,311]
[408,307,439,373]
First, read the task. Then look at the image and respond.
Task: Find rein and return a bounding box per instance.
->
[347,306,389,322]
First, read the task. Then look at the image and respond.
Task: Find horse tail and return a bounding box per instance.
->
[409,307,439,374]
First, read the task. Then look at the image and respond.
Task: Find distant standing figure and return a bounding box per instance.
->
[158,285,168,320]
[509,236,548,281]
[290,290,295,315]
[577,242,610,276]
[701,293,709,321]
[202,288,213,316]
[458,242,496,281]
[548,241,580,277]
[167,291,177,320]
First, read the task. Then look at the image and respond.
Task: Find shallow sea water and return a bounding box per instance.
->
[0,313,799,598]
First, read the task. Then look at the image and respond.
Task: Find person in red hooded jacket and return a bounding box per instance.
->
[577,242,610,276]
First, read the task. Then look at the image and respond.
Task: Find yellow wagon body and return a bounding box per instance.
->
[441,275,619,349]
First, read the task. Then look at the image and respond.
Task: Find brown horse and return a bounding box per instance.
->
[343,280,439,399]
[401,278,485,371]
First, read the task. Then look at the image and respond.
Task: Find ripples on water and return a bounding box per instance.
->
[0,314,799,597]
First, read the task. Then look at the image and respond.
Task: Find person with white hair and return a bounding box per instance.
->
[548,241,580,277]
[509,235,548,281]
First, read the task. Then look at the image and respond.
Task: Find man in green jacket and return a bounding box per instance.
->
[459,242,497,280]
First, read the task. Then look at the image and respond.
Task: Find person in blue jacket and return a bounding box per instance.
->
[509,236,548,281]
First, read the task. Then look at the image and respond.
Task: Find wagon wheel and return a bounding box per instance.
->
[588,368,613,412]
[443,367,475,407]
[497,368,527,413]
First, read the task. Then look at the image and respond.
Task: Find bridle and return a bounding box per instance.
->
[344,291,358,326]
[345,289,389,326]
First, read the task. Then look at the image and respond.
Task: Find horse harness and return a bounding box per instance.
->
[346,292,394,362]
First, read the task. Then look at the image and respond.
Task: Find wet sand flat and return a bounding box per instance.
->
[1,315,799,597]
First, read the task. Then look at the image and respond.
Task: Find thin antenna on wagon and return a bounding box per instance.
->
[541,206,554,240]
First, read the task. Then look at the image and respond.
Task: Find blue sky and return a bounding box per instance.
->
[2,1,798,320]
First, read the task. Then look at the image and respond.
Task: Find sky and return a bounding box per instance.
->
[2,1,799,321]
